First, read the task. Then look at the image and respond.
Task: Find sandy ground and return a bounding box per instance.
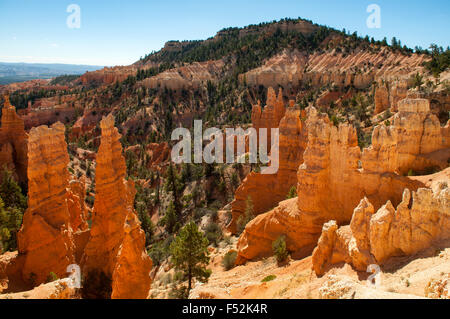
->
[185,244,449,299]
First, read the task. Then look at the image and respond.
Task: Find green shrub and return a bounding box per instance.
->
[222,250,237,271]
[261,275,276,282]
[204,222,222,246]
[236,196,255,234]
[286,186,297,199]
[46,272,59,283]
[272,236,288,263]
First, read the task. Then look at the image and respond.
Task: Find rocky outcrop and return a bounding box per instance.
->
[425,274,449,299]
[141,60,225,91]
[374,82,389,114]
[17,122,75,286]
[389,81,408,112]
[251,87,286,141]
[79,66,137,86]
[146,142,170,168]
[0,278,78,299]
[67,178,89,232]
[0,95,28,184]
[363,98,450,175]
[70,108,104,140]
[374,80,409,115]
[82,114,152,299]
[228,93,306,233]
[236,101,439,264]
[242,48,427,90]
[312,183,450,275]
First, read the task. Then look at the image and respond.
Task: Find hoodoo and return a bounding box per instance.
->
[17,122,75,286]
[82,114,152,299]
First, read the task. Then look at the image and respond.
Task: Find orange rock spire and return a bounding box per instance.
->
[17,122,75,285]
[82,114,152,299]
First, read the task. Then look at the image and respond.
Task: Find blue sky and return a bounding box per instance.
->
[0,0,448,66]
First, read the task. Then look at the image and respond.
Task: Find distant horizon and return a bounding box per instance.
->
[0,61,105,67]
[1,0,449,66]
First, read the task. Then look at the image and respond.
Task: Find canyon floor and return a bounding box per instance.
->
[187,243,449,299]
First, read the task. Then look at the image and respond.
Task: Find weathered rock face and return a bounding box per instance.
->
[70,109,104,140]
[228,94,306,233]
[79,66,137,86]
[82,114,152,299]
[389,81,408,112]
[0,95,28,184]
[242,48,427,90]
[406,89,450,124]
[374,80,410,115]
[17,122,75,286]
[312,183,450,275]
[67,178,89,232]
[236,102,432,264]
[141,60,225,91]
[363,98,450,176]
[251,87,286,145]
[146,142,171,169]
[374,82,389,114]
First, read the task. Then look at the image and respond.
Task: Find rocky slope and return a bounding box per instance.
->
[242,47,428,90]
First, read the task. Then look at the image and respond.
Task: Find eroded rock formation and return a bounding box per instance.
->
[251,87,286,145]
[228,92,306,233]
[363,98,450,175]
[374,82,389,114]
[236,99,445,264]
[312,183,450,275]
[0,94,28,184]
[17,122,75,285]
[67,178,89,232]
[82,114,152,299]
[242,48,427,90]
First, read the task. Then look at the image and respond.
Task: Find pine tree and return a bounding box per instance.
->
[169,222,211,293]
[160,201,178,234]
[165,164,181,214]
